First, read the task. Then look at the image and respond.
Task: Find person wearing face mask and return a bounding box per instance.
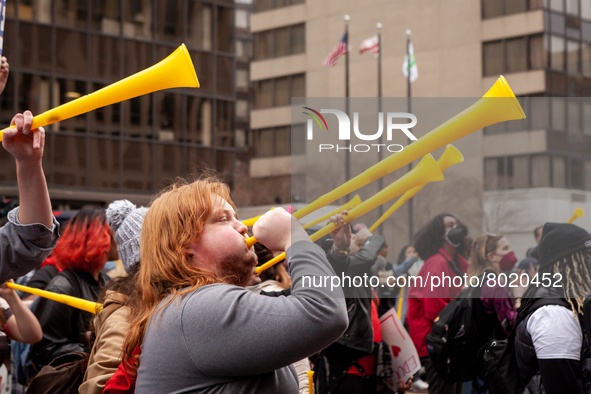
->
[468,234,519,336]
[406,213,469,394]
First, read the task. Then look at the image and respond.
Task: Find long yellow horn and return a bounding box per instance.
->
[256,154,444,273]
[368,144,464,232]
[7,282,102,314]
[0,44,199,140]
[290,76,524,221]
[567,208,584,224]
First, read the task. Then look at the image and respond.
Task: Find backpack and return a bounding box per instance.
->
[481,297,571,394]
[25,351,89,394]
[425,272,501,383]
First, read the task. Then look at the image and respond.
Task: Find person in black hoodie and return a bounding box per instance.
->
[514,222,591,394]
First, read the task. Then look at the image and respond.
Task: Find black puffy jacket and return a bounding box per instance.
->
[30,269,109,369]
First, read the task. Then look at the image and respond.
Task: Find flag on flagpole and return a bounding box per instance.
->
[359,35,379,55]
[402,42,418,83]
[322,32,348,67]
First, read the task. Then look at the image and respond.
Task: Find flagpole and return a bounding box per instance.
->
[376,22,384,235]
[406,29,413,245]
[345,15,351,191]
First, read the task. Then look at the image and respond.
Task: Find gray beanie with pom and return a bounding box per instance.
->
[106,200,148,273]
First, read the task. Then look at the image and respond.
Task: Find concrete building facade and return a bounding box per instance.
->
[250,0,591,258]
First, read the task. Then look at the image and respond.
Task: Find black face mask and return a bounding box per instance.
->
[444,226,465,248]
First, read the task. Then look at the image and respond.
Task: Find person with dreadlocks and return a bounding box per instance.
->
[514,222,591,394]
[406,213,469,394]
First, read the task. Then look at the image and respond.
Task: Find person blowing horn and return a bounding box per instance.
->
[122,177,348,393]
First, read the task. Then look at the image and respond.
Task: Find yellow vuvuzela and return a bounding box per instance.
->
[0,44,199,140]
[245,75,525,249]
[7,282,102,314]
[256,154,444,274]
[241,196,362,229]
[368,144,464,232]
[567,208,584,224]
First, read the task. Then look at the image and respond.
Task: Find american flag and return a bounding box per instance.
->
[322,32,348,67]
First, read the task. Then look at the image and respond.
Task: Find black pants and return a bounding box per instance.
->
[333,374,377,393]
[420,356,463,394]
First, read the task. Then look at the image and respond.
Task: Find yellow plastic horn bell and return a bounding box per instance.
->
[0,44,199,140]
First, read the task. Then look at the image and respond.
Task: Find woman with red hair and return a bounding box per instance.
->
[29,207,112,370]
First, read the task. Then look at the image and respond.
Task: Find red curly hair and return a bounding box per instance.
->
[52,207,112,273]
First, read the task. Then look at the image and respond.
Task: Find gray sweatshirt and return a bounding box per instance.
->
[136,240,348,394]
[0,207,59,284]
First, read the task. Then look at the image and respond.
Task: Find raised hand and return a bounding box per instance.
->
[329,210,351,249]
[253,208,309,252]
[3,111,45,164]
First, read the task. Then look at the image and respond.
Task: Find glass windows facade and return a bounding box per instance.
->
[0,0,238,201]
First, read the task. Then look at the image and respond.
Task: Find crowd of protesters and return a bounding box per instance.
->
[0,57,587,394]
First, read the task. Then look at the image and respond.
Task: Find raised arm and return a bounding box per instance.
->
[3,111,52,227]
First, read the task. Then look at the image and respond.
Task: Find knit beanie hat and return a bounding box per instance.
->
[538,222,591,269]
[106,200,148,273]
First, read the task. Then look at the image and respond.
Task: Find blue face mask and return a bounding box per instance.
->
[444,226,465,248]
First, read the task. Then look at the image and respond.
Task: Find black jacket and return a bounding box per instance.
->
[515,286,591,394]
[330,235,386,353]
[30,269,109,369]
[314,235,386,394]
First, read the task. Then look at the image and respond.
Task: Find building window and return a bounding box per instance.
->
[583,101,591,135]
[235,9,249,29]
[254,23,305,60]
[484,153,591,190]
[585,160,591,190]
[584,1,591,20]
[254,126,298,157]
[236,69,249,89]
[253,73,306,109]
[483,97,591,134]
[253,0,304,13]
[482,34,546,76]
[484,156,529,190]
[236,99,249,119]
[236,38,252,58]
[553,156,567,187]
[571,158,585,189]
[481,0,539,19]
[566,0,579,16]
[532,154,551,187]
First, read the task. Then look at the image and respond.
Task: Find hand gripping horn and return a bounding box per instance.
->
[0,44,199,140]
[245,75,525,248]
[368,144,464,232]
[256,154,444,274]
